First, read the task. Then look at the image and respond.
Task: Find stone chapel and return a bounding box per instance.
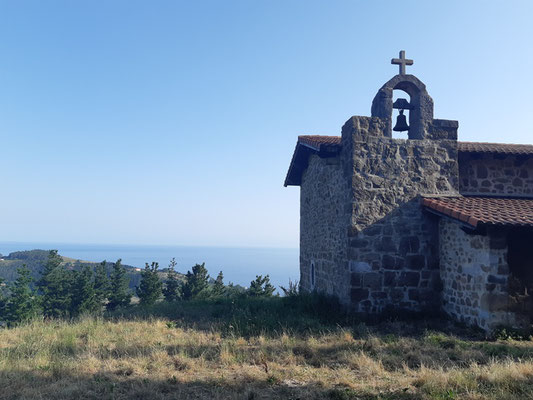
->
[285,51,533,331]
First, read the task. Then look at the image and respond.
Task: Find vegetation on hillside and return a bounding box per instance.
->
[0,250,265,325]
[0,249,166,290]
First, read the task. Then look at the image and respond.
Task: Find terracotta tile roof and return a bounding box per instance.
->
[298,135,341,150]
[285,135,342,186]
[423,196,533,228]
[458,141,533,155]
[297,136,533,155]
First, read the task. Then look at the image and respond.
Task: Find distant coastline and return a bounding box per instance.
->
[0,242,299,290]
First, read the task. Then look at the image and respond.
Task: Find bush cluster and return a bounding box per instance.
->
[156,259,278,304]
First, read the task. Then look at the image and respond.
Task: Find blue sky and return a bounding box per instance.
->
[0,1,532,247]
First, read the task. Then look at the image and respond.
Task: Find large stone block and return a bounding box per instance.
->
[399,236,420,255]
[350,238,369,248]
[384,271,397,286]
[363,272,382,290]
[363,225,382,236]
[375,237,396,252]
[487,275,506,285]
[351,288,369,302]
[382,254,403,270]
[350,261,372,273]
[406,255,426,270]
[350,273,362,286]
[398,272,420,287]
[390,288,405,302]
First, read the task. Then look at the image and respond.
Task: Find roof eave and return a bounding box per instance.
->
[284,141,341,187]
[284,143,307,187]
[423,206,479,230]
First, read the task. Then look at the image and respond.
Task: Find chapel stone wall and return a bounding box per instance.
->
[343,115,459,313]
[299,154,351,303]
[459,153,533,196]
[439,218,517,330]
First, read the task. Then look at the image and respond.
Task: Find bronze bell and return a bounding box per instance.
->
[393,109,409,132]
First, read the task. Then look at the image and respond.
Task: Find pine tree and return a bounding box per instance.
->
[0,277,7,321]
[106,259,132,311]
[94,260,110,307]
[248,275,276,297]
[163,258,181,302]
[70,265,100,316]
[182,263,209,300]
[6,266,40,325]
[38,250,73,318]
[212,271,225,297]
[136,262,163,306]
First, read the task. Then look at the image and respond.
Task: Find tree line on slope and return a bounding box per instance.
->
[0,250,276,326]
[0,250,144,290]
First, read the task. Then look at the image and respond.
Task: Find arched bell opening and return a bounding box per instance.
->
[392,89,411,139]
[392,79,426,140]
[371,74,434,140]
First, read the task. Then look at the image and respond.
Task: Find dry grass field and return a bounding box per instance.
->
[1,297,533,400]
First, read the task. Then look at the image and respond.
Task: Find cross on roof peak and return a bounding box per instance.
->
[391,50,413,75]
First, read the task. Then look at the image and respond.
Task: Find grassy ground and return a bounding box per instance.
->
[1,296,533,399]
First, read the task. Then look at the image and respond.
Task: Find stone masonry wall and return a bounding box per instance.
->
[439,218,516,330]
[459,153,533,196]
[342,116,459,313]
[299,154,351,303]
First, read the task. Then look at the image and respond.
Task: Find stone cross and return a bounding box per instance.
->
[391,50,413,75]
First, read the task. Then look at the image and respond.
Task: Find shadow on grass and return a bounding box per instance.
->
[3,365,533,400]
[107,295,491,342]
[34,333,533,373]
[107,294,351,338]
[0,368,425,400]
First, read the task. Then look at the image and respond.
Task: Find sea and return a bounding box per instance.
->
[0,242,299,291]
